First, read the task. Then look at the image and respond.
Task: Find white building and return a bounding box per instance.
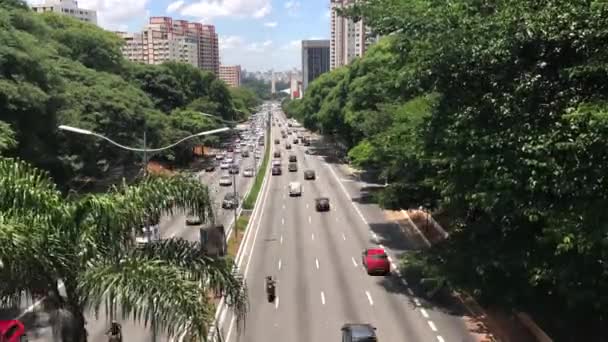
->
[31,0,97,25]
[330,0,377,70]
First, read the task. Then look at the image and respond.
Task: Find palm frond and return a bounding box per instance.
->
[78,257,214,338]
[135,239,249,321]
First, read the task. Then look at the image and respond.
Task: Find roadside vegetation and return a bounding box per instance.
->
[284,0,608,338]
[243,124,271,209]
[0,0,259,191]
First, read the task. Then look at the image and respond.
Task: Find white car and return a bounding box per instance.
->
[235,148,241,153]
[219,175,232,186]
[215,154,224,160]
[243,168,254,177]
[272,159,281,167]
[226,157,234,164]
[289,182,302,196]
[220,161,230,169]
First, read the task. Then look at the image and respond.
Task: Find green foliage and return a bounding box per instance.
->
[243,126,270,209]
[0,157,247,339]
[0,4,241,190]
[240,76,271,100]
[0,121,16,153]
[292,0,608,335]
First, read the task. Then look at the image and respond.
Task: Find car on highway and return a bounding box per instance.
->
[222,192,239,209]
[274,151,281,158]
[285,143,292,149]
[0,319,27,342]
[229,165,239,174]
[288,182,302,196]
[215,154,224,160]
[289,155,297,162]
[243,168,254,177]
[226,157,234,164]
[315,197,330,211]
[227,146,234,152]
[272,159,281,167]
[242,150,249,157]
[293,138,299,144]
[235,148,241,153]
[220,161,230,169]
[274,138,280,144]
[341,323,377,342]
[272,166,282,175]
[205,164,215,172]
[304,169,316,180]
[219,175,232,186]
[288,162,298,172]
[362,248,390,275]
[186,213,202,225]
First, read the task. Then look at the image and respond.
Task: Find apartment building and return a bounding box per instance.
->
[31,0,97,25]
[330,0,377,69]
[219,65,242,88]
[116,17,220,74]
[302,40,330,91]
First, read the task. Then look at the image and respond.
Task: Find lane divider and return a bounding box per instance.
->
[351,257,358,267]
[320,291,326,305]
[275,297,280,310]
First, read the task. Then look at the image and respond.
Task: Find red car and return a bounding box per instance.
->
[362,248,390,275]
[0,320,27,342]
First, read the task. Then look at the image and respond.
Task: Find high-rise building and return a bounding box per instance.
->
[219,65,242,88]
[330,0,377,70]
[302,40,330,91]
[115,17,220,74]
[31,0,97,25]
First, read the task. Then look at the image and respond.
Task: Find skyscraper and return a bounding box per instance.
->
[302,40,330,91]
[330,0,377,70]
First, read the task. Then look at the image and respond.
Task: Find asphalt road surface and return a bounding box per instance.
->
[213,111,476,342]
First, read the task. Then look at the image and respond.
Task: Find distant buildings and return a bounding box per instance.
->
[330,0,378,69]
[219,65,242,88]
[31,0,97,25]
[302,40,330,91]
[115,17,220,74]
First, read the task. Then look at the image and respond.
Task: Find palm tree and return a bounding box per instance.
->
[0,157,248,341]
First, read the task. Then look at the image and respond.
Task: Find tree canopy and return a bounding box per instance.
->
[288,0,608,337]
[0,1,259,190]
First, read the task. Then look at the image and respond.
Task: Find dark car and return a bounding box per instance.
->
[289,155,297,162]
[288,162,298,172]
[274,139,280,144]
[304,169,316,180]
[272,166,282,175]
[303,139,311,146]
[341,323,377,342]
[285,143,292,150]
[293,138,299,144]
[205,164,215,172]
[274,151,281,158]
[222,193,239,209]
[227,146,234,152]
[229,165,239,174]
[315,197,330,212]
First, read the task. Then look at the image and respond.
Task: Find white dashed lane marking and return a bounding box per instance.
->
[315,258,320,269]
[365,291,374,306]
[351,257,358,267]
[311,233,315,241]
[342,233,346,241]
[428,321,437,332]
[320,291,326,305]
[278,259,282,271]
[420,309,429,318]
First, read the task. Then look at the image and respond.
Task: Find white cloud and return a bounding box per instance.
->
[281,40,301,51]
[263,21,278,28]
[167,0,185,13]
[180,0,272,20]
[284,0,301,16]
[70,0,149,31]
[322,9,331,20]
[219,35,245,50]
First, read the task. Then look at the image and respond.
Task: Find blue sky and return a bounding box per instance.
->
[31,0,331,71]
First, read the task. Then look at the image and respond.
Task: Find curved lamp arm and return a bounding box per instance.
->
[198,112,248,125]
[59,125,230,152]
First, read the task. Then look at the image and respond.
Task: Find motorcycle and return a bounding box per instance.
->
[265,276,276,302]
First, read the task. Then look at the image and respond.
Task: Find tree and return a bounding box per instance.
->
[0,157,247,341]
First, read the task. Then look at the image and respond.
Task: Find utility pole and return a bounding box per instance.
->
[143,123,148,176]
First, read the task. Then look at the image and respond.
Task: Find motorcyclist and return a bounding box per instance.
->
[266,276,276,296]
[106,320,122,342]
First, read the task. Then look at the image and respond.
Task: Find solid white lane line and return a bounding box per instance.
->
[308,216,312,224]
[414,298,421,306]
[420,308,429,318]
[437,336,445,342]
[407,288,414,296]
[428,321,437,332]
[281,218,285,225]
[275,296,280,310]
[321,291,326,305]
[387,255,393,263]
[365,291,374,306]
[342,233,346,240]
[278,259,282,270]
[378,243,385,249]
[315,258,320,269]
[326,164,369,225]
[280,235,283,244]
[351,257,358,267]
[311,233,315,240]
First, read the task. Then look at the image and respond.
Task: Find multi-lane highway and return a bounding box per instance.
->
[6,111,268,342]
[214,108,476,342]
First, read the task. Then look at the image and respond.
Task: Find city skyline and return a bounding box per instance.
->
[26,0,331,71]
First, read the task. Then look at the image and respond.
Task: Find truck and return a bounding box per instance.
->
[0,320,27,342]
